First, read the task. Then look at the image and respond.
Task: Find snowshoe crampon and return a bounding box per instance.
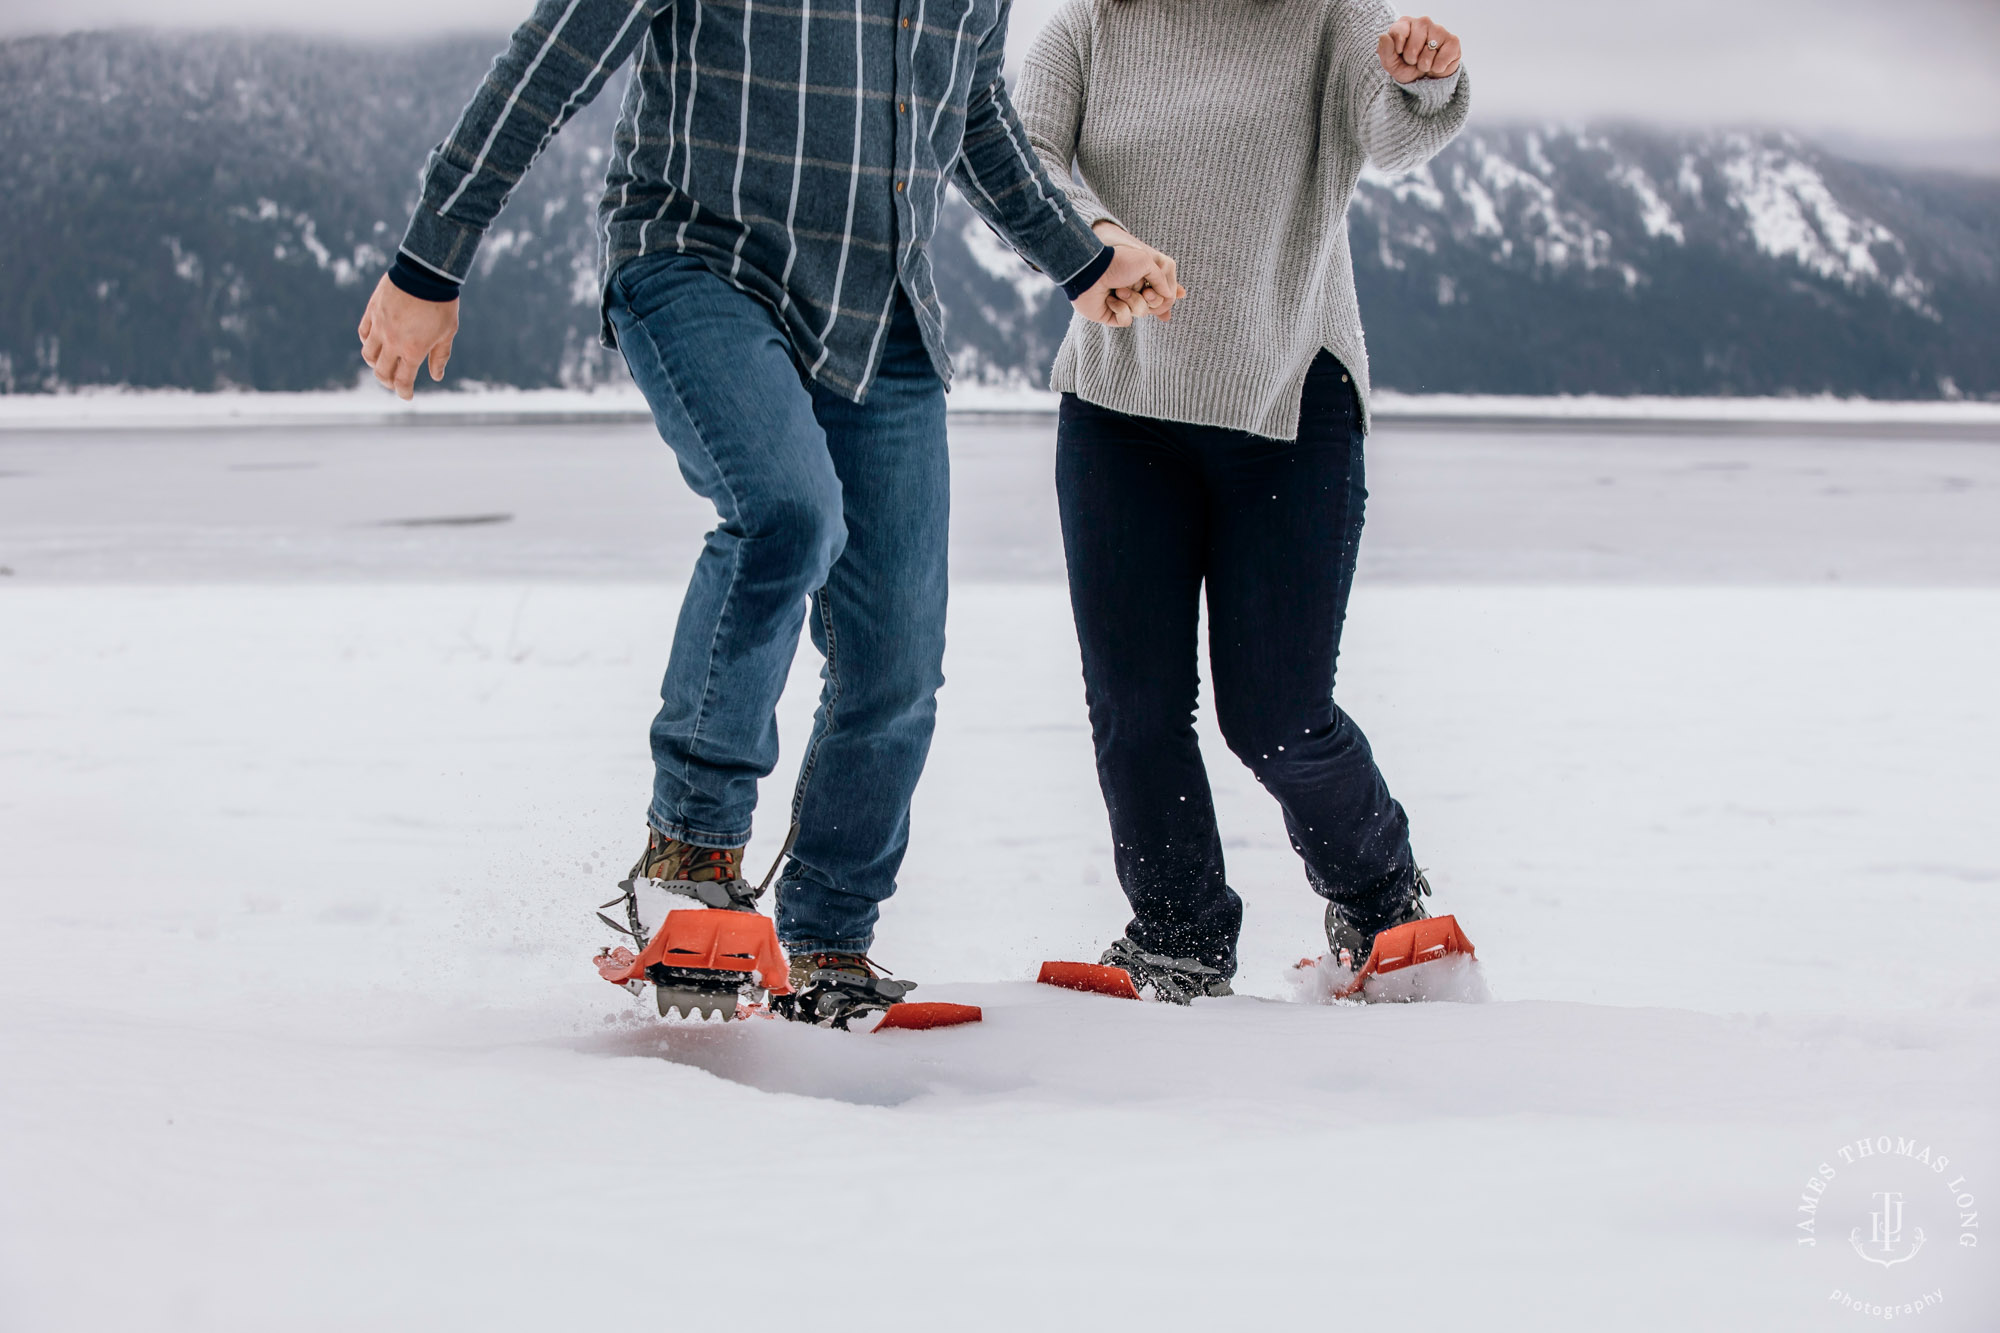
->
[1322,913,1478,1001]
[595,908,790,1021]
[770,958,982,1032]
[773,980,982,1032]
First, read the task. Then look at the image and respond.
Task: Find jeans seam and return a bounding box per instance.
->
[788,585,843,823]
[623,298,749,837]
[1330,426,1367,662]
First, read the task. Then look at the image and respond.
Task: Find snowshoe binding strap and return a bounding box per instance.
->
[652,876,764,911]
[773,952,916,1029]
[599,824,804,944]
[624,819,799,916]
[597,877,744,951]
[1097,937,1233,1005]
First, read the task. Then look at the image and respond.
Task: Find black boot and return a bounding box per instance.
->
[1325,867,1433,974]
[1101,936,1234,1005]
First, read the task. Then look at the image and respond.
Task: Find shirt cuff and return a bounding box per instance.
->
[387,253,463,303]
[398,200,482,284]
[1061,245,1116,301]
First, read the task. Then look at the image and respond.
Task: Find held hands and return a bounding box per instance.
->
[1378,15,1462,83]
[1073,221,1186,328]
[357,274,459,400]
[365,226,1180,380]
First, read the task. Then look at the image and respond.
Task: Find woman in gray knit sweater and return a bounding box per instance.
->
[1014,2,1471,1000]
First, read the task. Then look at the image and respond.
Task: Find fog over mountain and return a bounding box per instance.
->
[3,31,1996,399]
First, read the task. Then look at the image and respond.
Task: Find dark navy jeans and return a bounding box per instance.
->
[607,252,949,954]
[1055,351,1418,975]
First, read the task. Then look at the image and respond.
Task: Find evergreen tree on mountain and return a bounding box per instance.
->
[2,31,1995,398]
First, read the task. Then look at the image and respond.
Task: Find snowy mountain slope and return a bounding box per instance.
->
[2,31,1997,398]
[0,32,630,393]
[1344,126,2000,398]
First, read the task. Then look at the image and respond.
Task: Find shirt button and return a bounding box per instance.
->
[901,16,909,26]
[896,180,906,192]
[898,101,907,113]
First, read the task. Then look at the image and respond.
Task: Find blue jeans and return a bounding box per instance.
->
[606,253,949,953]
[1055,352,1418,975]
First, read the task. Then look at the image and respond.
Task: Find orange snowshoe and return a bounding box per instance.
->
[1320,872,1477,1000]
[594,829,794,1021]
[1037,939,1231,1004]
[1037,960,1142,1000]
[773,951,983,1031]
[593,826,979,1030]
[595,907,790,1019]
[1325,912,1477,999]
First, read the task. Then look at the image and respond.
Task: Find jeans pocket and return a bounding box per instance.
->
[611,251,712,322]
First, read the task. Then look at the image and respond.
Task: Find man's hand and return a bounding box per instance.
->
[1378,15,1462,84]
[357,274,460,401]
[1073,222,1186,327]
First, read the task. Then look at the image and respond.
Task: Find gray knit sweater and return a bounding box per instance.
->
[1015,0,1471,439]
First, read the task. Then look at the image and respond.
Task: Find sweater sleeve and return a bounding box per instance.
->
[1013,1,1121,231]
[1334,2,1471,176]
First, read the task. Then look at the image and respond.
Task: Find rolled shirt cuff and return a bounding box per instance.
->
[387,253,463,303]
[1061,244,1116,301]
[398,200,483,284]
[1032,209,1116,290]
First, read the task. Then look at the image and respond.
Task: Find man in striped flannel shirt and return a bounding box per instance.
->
[355,0,1181,1006]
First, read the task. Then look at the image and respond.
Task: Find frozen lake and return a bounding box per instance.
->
[2,412,1998,583]
[3,411,1996,1331]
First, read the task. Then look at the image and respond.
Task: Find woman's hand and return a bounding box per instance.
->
[1083,220,1188,325]
[1378,15,1462,83]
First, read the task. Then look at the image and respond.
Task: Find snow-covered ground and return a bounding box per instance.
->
[2,418,1996,1331]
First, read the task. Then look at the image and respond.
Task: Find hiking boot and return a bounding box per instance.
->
[631,827,742,884]
[774,950,915,1028]
[1101,936,1234,1005]
[1325,867,1433,974]
[623,828,760,910]
[597,829,760,955]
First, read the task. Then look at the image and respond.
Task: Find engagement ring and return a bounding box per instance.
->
[1426,38,1440,48]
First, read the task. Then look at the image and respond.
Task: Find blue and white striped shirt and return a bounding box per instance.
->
[397,0,1106,398]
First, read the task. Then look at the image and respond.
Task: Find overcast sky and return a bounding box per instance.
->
[4,0,1996,169]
